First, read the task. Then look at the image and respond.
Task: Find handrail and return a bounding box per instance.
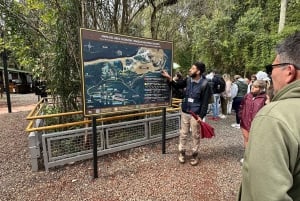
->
[25,108,179,132]
[26,99,44,118]
[26,111,83,120]
[25,98,182,133]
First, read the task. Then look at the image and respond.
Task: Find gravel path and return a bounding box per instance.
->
[0,93,38,114]
[0,94,244,201]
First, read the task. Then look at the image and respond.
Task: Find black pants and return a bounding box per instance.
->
[232,96,243,124]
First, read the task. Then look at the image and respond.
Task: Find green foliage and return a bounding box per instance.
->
[50,1,81,112]
[0,0,81,112]
[191,11,233,73]
[286,0,300,26]
[42,103,84,133]
[174,46,193,73]
[43,104,60,126]
[190,1,299,76]
[1,0,300,112]
[231,7,266,75]
[1,2,47,74]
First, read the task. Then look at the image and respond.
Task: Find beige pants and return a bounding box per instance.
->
[178,112,201,153]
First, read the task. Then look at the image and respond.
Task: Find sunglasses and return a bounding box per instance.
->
[265,63,300,74]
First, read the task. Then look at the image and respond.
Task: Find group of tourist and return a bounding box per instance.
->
[162,31,300,200]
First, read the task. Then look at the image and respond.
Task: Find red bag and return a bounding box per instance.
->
[190,111,215,138]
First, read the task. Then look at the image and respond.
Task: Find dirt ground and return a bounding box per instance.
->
[0,93,38,114]
[0,93,244,201]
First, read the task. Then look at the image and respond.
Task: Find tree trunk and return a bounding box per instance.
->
[278,0,287,33]
[149,0,178,39]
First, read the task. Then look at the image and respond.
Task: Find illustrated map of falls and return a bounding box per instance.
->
[83,40,172,113]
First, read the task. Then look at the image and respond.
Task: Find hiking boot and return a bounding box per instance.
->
[190,152,199,166]
[178,151,185,164]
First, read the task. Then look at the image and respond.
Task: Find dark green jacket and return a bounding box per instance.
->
[238,80,300,201]
[236,80,247,98]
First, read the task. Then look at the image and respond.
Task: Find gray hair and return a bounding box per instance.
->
[252,80,266,90]
[275,31,300,67]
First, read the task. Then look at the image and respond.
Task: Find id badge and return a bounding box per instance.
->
[188,98,194,103]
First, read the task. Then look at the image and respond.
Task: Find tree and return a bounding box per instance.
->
[147,0,178,39]
[51,1,82,112]
[278,0,287,33]
[190,1,234,73]
[1,0,299,113]
[0,0,54,74]
[81,0,149,35]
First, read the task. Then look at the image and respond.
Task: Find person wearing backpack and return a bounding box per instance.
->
[220,73,232,117]
[208,70,226,121]
[231,75,248,129]
[161,61,212,166]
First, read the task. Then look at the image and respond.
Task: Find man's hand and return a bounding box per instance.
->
[161,70,172,81]
[190,111,202,122]
[196,117,202,123]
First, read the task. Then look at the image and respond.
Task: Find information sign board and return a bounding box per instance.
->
[80,28,173,116]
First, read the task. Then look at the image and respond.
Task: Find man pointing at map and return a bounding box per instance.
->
[161,61,212,166]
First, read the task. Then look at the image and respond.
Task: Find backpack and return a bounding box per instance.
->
[230,83,238,98]
[212,75,226,94]
[236,80,248,97]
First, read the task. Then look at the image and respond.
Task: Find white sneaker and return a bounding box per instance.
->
[178,152,185,164]
[219,114,226,119]
[231,123,240,129]
[240,158,244,165]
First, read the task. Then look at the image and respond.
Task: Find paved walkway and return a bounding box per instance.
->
[0,104,36,114]
[0,93,37,114]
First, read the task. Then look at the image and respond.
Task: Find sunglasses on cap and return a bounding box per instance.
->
[265,63,300,75]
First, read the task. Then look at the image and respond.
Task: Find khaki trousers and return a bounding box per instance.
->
[178,112,201,153]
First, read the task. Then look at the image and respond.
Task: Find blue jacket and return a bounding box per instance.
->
[171,77,211,119]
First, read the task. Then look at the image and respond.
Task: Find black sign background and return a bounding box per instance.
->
[80,28,173,116]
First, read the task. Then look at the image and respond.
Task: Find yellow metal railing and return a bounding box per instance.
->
[26,98,182,133]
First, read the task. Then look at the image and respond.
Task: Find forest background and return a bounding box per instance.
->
[0,0,299,112]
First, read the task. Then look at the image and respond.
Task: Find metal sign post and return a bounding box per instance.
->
[92,116,98,179]
[1,32,11,113]
[162,107,166,154]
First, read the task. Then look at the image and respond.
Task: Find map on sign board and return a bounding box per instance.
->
[80,28,173,116]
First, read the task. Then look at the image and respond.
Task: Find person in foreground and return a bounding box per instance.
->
[238,31,300,200]
[161,61,211,166]
[239,80,267,148]
[238,80,267,164]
